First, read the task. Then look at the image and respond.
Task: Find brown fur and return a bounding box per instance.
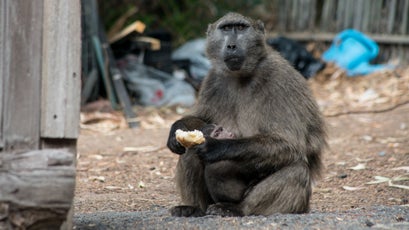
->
[167,12,326,217]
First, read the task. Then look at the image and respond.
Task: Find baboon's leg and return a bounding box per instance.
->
[204,161,248,203]
[240,162,311,215]
[170,152,212,217]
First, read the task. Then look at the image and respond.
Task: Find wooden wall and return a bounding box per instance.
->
[0,0,81,229]
[269,0,409,63]
[273,0,409,35]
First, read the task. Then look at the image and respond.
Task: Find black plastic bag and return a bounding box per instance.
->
[266,36,325,79]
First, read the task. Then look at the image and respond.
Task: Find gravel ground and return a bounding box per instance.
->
[75,70,409,229]
[74,205,409,230]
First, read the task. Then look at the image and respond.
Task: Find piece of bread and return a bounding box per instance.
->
[175,129,205,148]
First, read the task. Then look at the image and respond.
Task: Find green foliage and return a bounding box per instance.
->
[98,0,264,46]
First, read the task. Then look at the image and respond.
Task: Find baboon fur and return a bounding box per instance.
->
[166,12,326,217]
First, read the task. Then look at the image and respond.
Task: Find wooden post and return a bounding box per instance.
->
[41,0,81,139]
[0,0,80,229]
[0,0,43,151]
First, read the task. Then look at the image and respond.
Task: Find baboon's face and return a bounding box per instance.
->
[206,13,266,73]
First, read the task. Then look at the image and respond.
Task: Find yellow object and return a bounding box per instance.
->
[175,129,205,148]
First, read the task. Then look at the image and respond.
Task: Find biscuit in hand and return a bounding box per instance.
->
[175,129,205,148]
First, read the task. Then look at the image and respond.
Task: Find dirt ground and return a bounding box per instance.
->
[74,66,409,218]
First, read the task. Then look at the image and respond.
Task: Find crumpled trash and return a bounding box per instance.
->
[172,38,211,80]
[118,55,196,107]
[174,37,325,80]
[322,29,393,76]
[266,36,325,78]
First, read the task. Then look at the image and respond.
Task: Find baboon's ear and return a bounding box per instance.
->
[256,20,265,34]
[206,23,215,36]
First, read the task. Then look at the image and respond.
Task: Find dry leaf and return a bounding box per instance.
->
[392,175,409,182]
[314,188,332,193]
[105,186,123,190]
[361,135,373,141]
[89,176,105,182]
[388,180,409,190]
[349,163,366,170]
[116,158,126,164]
[358,88,378,103]
[356,158,373,162]
[123,146,162,153]
[366,175,409,186]
[374,97,390,104]
[391,166,409,173]
[378,137,401,144]
[89,154,103,160]
[342,186,364,191]
[366,176,390,184]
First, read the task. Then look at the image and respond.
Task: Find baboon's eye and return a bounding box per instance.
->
[221,24,233,31]
[236,24,248,31]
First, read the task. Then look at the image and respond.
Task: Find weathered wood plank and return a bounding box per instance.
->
[277,0,289,31]
[400,0,409,34]
[371,0,383,33]
[291,0,299,31]
[336,0,346,30]
[41,0,81,139]
[352,0,364,30]
[308,0,316,30]
[268,32,409,44]
[0,149,75,208]
[0,0,5,149]
[361,0,371,32]
[387,0,397,33]
[0,204,69,229]
[320,0,336,31]
[296,0,304,30]
[1,0,43,151]
[343,0,354,28]
[0,149,75,229]
[298,0,309,31]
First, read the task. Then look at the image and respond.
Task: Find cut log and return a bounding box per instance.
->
[0,149,75,228]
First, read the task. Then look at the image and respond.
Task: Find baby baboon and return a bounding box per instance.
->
[167,12,326,217]
[202,124,235,139]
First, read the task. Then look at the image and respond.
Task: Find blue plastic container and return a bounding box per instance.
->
[322,29,391,76]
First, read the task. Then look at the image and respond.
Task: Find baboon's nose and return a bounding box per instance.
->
[227,44,236,50]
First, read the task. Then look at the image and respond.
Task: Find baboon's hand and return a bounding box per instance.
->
[167,127,186,154]
[192,137,223,163]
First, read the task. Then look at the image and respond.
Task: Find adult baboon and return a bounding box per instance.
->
[166,12,326,217]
